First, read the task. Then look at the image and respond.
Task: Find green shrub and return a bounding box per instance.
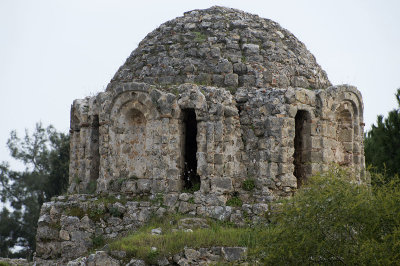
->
[226,196,243,207]
[88,208,105,221]
[242,179,255,191]
[188,197,195,204]
[86,180,97,194]
[92,235,105,248]
[109,207,122,218]
[260,166,400,265]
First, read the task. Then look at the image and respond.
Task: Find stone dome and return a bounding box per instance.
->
[107,6,331,92]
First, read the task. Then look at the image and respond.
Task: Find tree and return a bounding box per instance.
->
[0,123,69,258]
[365,88,400,181]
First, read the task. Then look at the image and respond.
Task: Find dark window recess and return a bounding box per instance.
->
[89,115,100,182]
[294,110,311,188]
[182,109,200,190]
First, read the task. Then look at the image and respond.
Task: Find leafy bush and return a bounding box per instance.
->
[242,179,255,191]
[88,208,105,222]
[92,235,105,248]
[226,196,243,207]
[260,167,400,265]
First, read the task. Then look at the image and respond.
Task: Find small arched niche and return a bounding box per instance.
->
[293,110,311,188]
[125,108,146,126]
[117,107,147,178]
[335,103,354,166]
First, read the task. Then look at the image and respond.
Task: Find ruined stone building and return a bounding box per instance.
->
[35,6,365,263]
[68,6,365,198]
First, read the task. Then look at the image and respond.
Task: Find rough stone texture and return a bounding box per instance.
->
[0,258,30,265]
[36,6,366,265]
[63,246,247,265]
[34,193,269,264]
[68,83,365,197]
[108,6,331,91]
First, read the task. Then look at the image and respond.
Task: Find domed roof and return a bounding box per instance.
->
[107,6,331,92]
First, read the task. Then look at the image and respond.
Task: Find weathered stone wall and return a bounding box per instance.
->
[68,82,365,199]
[0,258,30,266]
[36,6,366,265]
[35,193,267,264]
[65,247,248,266]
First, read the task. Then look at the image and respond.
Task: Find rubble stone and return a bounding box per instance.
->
[35,6,366,265]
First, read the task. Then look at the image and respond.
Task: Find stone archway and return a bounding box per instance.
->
[115,106,147,178]
[293,110,312,188]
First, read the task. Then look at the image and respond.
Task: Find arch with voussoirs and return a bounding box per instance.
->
[108,91,158,181]
[331,88,364,175]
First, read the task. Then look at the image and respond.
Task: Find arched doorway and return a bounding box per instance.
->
[293,110,311,188]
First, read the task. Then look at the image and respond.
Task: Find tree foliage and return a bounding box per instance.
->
[0,123,69,258]
[365,88,400,180]
[259,167,400,265]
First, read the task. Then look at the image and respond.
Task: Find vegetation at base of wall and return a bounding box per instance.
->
[242,179,255,191]
[91,194,129,206]
[109,214,262,264]
[0,123,69,259]
[182,183,200,193]
[0,262,11,266]
[92,235,105,249]
[86,180,97,194]
[108,167,400,265]
[109,207,123,218]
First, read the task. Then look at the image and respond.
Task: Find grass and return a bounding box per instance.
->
[92,194,128,205]
[64,206,86,219]
[108,214,268,264]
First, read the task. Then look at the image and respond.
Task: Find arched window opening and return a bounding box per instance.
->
[294,110,311,188]
[182,109,200,190]
[336,107,353,166]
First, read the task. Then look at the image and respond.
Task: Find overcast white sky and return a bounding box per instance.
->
[1,0,399,170]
